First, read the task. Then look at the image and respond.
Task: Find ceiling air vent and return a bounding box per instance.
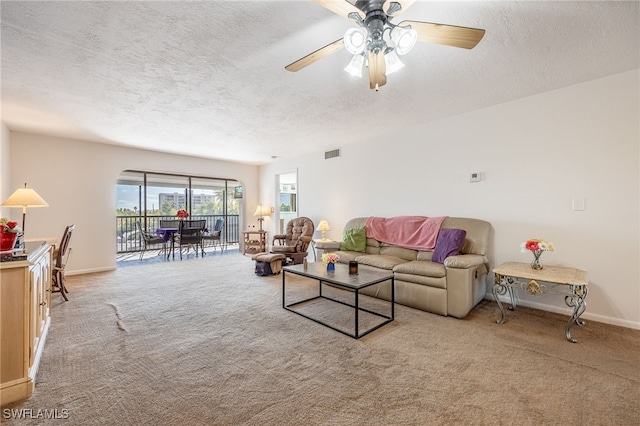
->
[324,148,341,160]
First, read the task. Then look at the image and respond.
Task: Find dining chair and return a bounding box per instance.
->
[136,220,165,260]
[176,219,206,259]
[159,219,180,229]
[52,224,75,301]
[202,218,225,254]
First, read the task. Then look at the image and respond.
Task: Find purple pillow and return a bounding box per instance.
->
[432,229,467,264]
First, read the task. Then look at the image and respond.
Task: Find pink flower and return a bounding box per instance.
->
[525,240,540,251]
[321,252,340,265]
[520,239,554,253]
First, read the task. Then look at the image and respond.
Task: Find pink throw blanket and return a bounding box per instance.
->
[365,216,447,251]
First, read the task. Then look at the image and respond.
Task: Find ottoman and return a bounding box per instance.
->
[252,252,286,276]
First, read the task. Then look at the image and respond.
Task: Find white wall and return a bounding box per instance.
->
[7,133,259,274]
[0,122,11,217]
[259,70,640,329]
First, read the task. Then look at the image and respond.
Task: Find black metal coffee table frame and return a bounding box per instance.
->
[283,262,394,339]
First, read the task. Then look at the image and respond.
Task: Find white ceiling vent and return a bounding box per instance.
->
[324,148,341,160]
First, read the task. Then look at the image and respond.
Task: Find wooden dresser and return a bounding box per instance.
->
[0,241,52,405]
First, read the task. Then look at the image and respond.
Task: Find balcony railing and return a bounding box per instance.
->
[116,214,240,253]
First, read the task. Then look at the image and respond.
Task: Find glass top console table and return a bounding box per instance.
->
[493,262,589,343]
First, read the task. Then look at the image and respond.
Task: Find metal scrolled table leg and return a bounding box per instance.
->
[507,284,517,311]
[564,285,589,343]
[493,274,508,324]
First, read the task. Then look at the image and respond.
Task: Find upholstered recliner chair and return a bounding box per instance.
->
[271,217,314,265]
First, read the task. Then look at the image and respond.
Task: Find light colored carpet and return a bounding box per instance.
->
[3,253,639,425]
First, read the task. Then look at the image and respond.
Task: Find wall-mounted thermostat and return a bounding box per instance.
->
[470,172,481,183]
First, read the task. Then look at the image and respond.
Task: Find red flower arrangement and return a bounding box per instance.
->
[0,218,20,233]
[520,238,554,270]
[175,209,189,219]
[520,239,554,253]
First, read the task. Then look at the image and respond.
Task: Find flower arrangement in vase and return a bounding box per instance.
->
[321,252,340,272]
[0,218,20,233]
[175,209,189,219]
[520,238,554,270]
[0,217,21,251]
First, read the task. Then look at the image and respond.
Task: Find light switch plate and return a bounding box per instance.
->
[572,198,585,211]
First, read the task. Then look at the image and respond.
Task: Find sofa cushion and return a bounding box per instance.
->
[366,237,381,249]
[340,227,366,252]
[379,244,418,261]
[355,254,408,270]
[432,229,467,264]
[441,217,491,255]
[416,251,433,261]
[393,260,446,278]
[334,250,361,263]
[394,273,447,289]
[443,254,488,270]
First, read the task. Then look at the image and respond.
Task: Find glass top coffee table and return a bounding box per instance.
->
[282,262,394,339]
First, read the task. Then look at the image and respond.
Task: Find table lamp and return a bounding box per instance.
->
[1,183,49,234]
[253,204,271,231]
[317,220,330,241]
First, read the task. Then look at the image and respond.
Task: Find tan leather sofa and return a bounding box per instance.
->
[329,216,492,318]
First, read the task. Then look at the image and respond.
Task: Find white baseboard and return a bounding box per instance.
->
[66,266,116,276]
[484,293,640,331]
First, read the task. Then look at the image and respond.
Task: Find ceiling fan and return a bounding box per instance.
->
[285,0,486,91]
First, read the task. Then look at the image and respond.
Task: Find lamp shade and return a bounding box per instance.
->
[317,220,330,240]
[253,205,271,217]
[2,186,49,211]
[1,183,49,234]
[317,220,330,232]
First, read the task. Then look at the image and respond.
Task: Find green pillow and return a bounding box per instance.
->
[340,227,366,253]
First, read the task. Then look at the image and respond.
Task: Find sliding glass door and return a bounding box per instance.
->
[116,171,242,254]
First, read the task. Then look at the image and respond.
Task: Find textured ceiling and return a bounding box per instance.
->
[1,1,639,165]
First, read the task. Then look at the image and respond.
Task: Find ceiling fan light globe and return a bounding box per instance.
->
[344,27,368,54]
[391,26,417,55]
[344,54,365,78]
[384,50,404,75]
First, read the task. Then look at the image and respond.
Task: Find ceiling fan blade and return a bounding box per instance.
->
[313,0,365,20]
[384,0,416,17]
[368,51,387,91]
[399,20,486,49]
[285,38,345,72]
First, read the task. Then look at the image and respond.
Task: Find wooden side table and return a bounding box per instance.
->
[493,262,588,343]
[242,231,266,255]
